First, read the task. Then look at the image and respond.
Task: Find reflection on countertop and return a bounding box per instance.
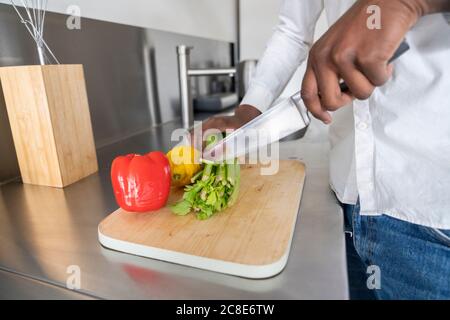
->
[0,118,348,299]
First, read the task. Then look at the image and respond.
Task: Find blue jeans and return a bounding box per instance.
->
[342,201,450,300]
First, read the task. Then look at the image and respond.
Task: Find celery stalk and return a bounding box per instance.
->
[170,134,241,220]
[228,161,241,206]
[226,162,236,186]
[215,164,226,183]
[190,170,204,183]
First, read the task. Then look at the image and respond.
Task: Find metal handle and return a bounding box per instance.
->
[177,45,194,129]
[176,44,239,129]
[339,40,410,92]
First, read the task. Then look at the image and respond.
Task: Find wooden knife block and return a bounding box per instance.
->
[0,65,98,188]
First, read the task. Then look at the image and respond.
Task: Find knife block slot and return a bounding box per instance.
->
[0,65,98,188]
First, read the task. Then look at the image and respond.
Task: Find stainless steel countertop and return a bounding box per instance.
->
[0,118,348,299]
[0,269,94,300]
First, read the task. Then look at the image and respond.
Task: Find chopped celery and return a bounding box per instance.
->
[171,200,192,216]
[190,170,204,183]
[170,134,241,220]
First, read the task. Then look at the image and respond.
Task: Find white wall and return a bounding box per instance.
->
[240,0,328,100]
[1,0,237,42]
[240,0,280,61]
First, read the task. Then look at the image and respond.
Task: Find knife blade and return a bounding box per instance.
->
[202,41,410,163]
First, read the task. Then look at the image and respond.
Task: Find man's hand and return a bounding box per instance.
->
[201,104,261,133]
[202,104,261,132]
[301,0,448,124]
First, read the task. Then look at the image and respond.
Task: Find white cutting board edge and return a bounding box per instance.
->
[99,230,288,279]
[98,187,304,279]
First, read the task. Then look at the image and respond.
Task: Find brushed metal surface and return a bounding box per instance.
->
[188,68,236,76]
[0,269,95,300]
[0,118,348,299]
[176,45,194,128]
[0,3,233,183]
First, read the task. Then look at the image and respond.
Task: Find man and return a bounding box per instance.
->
[203,0,450,299]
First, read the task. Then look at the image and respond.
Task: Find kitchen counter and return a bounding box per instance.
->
[0,118,348,299]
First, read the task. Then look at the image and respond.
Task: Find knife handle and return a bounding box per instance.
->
[339,40,410,93]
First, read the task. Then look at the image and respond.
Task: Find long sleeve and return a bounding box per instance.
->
[241,0,324,112]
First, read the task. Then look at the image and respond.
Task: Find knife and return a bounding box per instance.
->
[203,41,410,162]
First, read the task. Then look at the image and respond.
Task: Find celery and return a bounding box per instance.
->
[215,164,226,183]
[171,200,192,216]
[170,134,241,220]
[226,162,236,186]
[228,161,241,206]
[201,163,214,181]
[190,170,204,183]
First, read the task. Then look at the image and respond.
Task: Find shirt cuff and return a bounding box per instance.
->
[240,84,275,113]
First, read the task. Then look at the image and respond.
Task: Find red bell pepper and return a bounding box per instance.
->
[111,152,171,212]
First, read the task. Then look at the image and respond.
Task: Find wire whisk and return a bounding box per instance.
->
[10,0,60,65]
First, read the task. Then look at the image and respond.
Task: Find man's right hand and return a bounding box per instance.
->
[201,104,262,133]
[301,0,450,124]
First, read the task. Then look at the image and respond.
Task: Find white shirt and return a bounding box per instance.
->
[241,0,450,229]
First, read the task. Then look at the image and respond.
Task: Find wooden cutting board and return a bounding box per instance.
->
[98,160,305,279]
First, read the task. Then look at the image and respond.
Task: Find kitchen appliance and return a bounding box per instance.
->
[237,59,257,99]
[203,41,410,162]
[98,160,305,279]
[193,92,238,112]
[177,45,236,128]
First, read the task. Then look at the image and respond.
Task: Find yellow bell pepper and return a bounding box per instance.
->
[166,146,202,187]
